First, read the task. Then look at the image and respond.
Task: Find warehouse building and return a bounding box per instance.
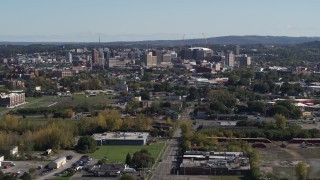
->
[92,132,149,146]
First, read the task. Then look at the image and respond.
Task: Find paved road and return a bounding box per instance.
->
[153,128,181,180]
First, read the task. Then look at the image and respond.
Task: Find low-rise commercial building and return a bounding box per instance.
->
[92,163,127,177]
[92,132,149,146]
[179,151,250,176]
[53,70,73,79]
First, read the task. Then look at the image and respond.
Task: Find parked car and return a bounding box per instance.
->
[66,155,73,160]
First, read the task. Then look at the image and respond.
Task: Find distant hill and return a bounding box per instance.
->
[1,35,320,46]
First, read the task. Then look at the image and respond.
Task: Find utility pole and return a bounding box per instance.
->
[202,33,208,48]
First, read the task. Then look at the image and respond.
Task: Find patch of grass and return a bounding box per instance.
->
[90,143,164,163]
[273,166,295,179]
[295,148,320,158]
[20,118,49,125]
[0,107,8,113]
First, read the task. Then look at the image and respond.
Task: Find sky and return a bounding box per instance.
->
[0,0,320,42]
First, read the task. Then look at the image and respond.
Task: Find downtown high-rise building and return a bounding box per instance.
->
[239,54,252,67]
[225,52,235,67]
[92,49,99,65]
[66,52,72,63]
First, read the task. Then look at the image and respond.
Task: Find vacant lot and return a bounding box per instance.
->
[258,142,320,179]
[90,142,165,163]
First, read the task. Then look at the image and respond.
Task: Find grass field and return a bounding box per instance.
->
[294,148,320,158]
[273,166,295,179]
[22,94,117,109]
[90,143,165,163]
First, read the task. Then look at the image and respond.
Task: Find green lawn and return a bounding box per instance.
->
[69,94,116,105]
[90,143,165,163]
[24,96,59,108]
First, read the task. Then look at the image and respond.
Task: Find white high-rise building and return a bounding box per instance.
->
[225,52,235,67]
[66,52,72,63]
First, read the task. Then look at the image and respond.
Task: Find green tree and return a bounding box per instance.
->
[274,114,287,129]
[20,172,32,180]
[247,101,266,115]
[267,105,290,118]
[187,87,198,101]
[126,99,141,113]
[76,136,97,153]
[133,114,151,131]
[295,162,309,180]
[131,149,154,169]
[125,153,132,166]
[227,75,239,86]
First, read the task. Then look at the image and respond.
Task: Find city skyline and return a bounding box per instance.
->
[1,0,320,42]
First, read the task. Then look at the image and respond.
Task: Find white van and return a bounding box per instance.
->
[123,168,136,173]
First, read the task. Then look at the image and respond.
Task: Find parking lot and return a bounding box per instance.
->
[1,160,48,177]
[37,150,84,180]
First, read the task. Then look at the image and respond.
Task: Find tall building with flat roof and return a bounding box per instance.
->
[225,52,235,67]
[239,55,251,67]
[234,45,240,55]
[66,52,72,63]
[140,52,156,67]
[163,53,172,63]
[92,49,99,65]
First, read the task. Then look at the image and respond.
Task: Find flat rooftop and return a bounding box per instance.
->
[92,132,149,141]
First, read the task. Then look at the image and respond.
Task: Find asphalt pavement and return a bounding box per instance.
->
[153,128,181,180]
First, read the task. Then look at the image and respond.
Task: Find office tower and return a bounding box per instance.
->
[92,49,99,65]
[234,45,240,55]
[66,52,72,63]
[193,49,205,61]
[225,52,235,67]
[162,53,172,63]
[140,52,156,67]
[99,49,105,67]
[239,55,252,67]
[180,49,193,60]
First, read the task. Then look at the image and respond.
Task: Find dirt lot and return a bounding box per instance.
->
[258,142,320,179]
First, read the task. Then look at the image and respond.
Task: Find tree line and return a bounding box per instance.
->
[0,109,153,154]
